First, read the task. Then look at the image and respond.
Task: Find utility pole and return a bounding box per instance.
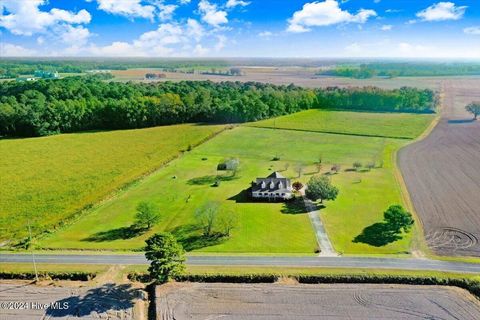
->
[27,222,39,282]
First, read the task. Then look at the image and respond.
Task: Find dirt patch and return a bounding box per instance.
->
[399,78,480,257]
[155,283,480,319]
[0,280,146,319]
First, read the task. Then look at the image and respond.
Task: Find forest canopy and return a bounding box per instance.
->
[0,77,437,137]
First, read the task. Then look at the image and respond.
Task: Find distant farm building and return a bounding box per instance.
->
[34,70,59,79]
[251,172,293,201]
[15,77,36,82]
[145,73,167,80]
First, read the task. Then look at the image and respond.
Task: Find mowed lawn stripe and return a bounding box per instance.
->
[0,124,225,242]
[248,109,435,139]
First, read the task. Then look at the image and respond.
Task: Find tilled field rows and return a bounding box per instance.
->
[399,79,480,257]
[156,283,480,320]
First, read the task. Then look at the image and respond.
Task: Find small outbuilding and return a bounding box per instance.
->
[251,172,293,201]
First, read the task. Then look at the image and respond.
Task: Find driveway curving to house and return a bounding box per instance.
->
[398,79,480,257]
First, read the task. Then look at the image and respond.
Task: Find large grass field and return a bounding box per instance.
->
[41,122,420,254]
[0,124,225,242]
[249,109,435,139]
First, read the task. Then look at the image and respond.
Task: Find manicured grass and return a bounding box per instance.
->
[323,141,413,254]
[248,109,435,139]
[41,126,411,254]
[0,263,109,274]
[0,124,225,242]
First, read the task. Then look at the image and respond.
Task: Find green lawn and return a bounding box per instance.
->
[0,124,225,242]
[41,126,413,254]
[248,109,435,139]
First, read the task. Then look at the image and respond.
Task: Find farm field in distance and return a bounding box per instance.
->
[110,66,455,90]
[249,109,435,139]
[0,124,225,243]
[40,109,433,255]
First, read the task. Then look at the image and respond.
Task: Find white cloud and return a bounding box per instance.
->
[58,25,91,46]
[464,26,480,35]
[287,0,376,33]
[187,18,205,41]
[416,2,467,22]
[89,0,155,19]
[214,35,227,51]
[381,24,392,31]
[226,0,250,9]
[198,0,228,27]
[81,20,225,57]
[258,31,273,37]
[157,4,177,20]
[0,0,91,36]
[398,42,432,56]
[0,43,36,56]
[193,44,209,55]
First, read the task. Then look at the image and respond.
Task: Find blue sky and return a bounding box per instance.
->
[0,0,479,58]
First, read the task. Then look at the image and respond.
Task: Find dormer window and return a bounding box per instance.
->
[278,181,283,189]
[261,181,266,189]
[269,181,275,189]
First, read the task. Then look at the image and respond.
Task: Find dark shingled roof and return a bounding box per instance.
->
[252,172,292,193]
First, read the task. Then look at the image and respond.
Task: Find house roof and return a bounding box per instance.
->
[267,171,285,179]
[252,172,292,193]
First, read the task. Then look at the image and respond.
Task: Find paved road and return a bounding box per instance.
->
[2,254,480,273]
[303,197,337,257]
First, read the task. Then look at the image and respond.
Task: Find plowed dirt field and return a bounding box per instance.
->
[399,79,480,257]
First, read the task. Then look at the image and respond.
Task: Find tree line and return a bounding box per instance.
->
[319,63,480,79]
[0,59,229,79]
[0,77,436,137]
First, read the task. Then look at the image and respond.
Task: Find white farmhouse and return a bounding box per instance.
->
[251,172,293,201]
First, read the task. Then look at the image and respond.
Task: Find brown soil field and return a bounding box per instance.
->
[399,79,480,257]
[110,67,476,89]
[155,283,480,319]
[0,281,144,319]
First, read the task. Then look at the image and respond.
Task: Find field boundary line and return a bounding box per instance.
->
[34,125,233,247]
[244,124,415,140]
[393,87,444,258]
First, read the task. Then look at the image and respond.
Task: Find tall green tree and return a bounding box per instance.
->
[383,205,414,233]
[145,233,185,283]
[466,102,480,120]
[135,201,160,230]
[305,175,339,203]
[195,201,220,237]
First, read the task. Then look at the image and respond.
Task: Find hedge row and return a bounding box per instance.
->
[0,271,95,281]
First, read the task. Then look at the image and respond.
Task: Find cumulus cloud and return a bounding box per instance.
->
[187,18,205,41]
[0,0,91,36]
[464,26,480,35]
[58,25,92,46]
[198,0,228,27]
[81,20,224,57]
[381,24,392,31]
[287,0,376,33]
[88,0,155,19]
[157,4,177,20]
[226,0,250,9]
[0,43,36,56]
[416,2,467,22]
